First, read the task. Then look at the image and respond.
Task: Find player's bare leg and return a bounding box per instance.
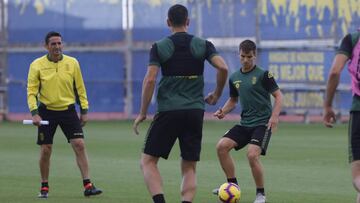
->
[216,137,238,178]
[38,144,52,198]
[247,144,264,188]
[248,144,266,203]
[351,160,360,203]
[140,153,164,196]
[70,138,89,179]
[39,144,52,182]
[181,159,197,202]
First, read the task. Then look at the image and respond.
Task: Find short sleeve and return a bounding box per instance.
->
[205,40,218,61]
[229,79,239,97]
[337,34,353,58]
[149,43,160,67]
[262,71,279,93]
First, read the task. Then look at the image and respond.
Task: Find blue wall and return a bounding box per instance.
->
[8,52,125,113]
[6,0,360,114]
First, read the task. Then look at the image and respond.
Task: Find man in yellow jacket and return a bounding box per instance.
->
[27,31,102,198]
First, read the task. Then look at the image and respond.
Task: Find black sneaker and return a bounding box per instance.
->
[84,183,102,197]
[38,187,49,198]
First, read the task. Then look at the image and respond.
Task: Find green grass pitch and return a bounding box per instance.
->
[0,120,354,202]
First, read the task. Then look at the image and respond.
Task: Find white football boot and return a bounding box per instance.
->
[253,193,266,203]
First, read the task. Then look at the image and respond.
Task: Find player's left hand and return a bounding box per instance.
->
[133,114,146,135]
[80,114,88,127]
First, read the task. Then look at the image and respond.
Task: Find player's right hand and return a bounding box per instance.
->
[323,107,336,128]
[32,114,42,126]
[133,114,146,135]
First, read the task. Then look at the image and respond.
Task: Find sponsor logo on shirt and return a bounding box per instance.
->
[268,72,274,78]
[175,75,198,79]
[252,77,257,85]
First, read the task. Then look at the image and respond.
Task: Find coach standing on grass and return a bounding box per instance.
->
[133,4,228,203]
[323,28,360,203]
[27,31,102,198]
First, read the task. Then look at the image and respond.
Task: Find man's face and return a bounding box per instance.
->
[239,50,256,69]
[45,36,63,56]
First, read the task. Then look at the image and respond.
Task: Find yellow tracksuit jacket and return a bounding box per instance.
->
[27,54,88,116]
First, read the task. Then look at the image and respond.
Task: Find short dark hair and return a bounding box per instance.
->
[45,31,61,45]
[168,4,188,27]
[239,40,256,54]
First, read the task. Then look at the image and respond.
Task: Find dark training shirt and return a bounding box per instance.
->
[149,32,218,112]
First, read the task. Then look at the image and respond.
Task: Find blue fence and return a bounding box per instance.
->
[5,0,360,116]
[8,52,125,113]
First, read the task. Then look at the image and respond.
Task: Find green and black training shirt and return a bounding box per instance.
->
[149,32,218,112]
[229,66,279,127]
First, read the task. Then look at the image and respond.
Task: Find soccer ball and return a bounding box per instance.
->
[218,182,241,203]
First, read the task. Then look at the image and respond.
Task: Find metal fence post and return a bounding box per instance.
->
[0,0,8,121]
[124,0,133,119]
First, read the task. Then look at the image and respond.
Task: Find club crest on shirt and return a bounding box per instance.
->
[233,80,241,89]
[39,132,44,141]
[252,77,257,85]
[268,71,274,78]
[65,64,70,71]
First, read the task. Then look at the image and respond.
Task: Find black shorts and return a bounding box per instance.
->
[143,109,204,161]
[224,125,272,156]
[37,104,84,145]
[349,111,360,162]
